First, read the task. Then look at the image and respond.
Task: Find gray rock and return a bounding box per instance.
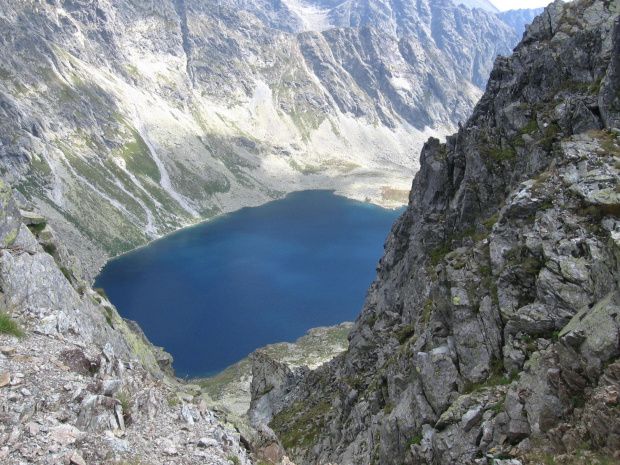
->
[198,437,218,448]
[257,1,620,464]
[76,395,123,433]
[181,403,195,425]
[0,177,21,248]
[101,379,122,397]
[417,347,459,415]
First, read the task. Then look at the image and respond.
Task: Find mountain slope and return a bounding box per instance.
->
[0,181,260,464]
[0,0,517,278]
[499,7,546,35]
[248,0,620,463]
[216,0,519,87]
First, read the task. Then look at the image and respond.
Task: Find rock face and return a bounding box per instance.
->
[249,0,620,463]
[0,0,519,278]
[201,323,353,418]
[0,185,257,463]
[217,0,519,87]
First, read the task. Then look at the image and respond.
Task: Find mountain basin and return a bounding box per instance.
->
[95,190,405,378]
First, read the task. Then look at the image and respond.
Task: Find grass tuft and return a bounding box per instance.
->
[0,312,25,338]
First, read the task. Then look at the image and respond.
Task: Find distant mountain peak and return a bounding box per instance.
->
[452,0,500,13]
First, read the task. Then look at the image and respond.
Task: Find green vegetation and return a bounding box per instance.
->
[0,312,25,338]
[527,449,619,465]
[271,400,331,449]
[519,120,539,136]
[490,397,505,413]
[463,359,512,394]
[103,306,114,329]
[27,222,47,233]
[289,158,323,175]
[540,122,561,151]
[59,266,72,282]
[43,244,57,256]
[199,358,251,399]
[429,240,452,266]
[484,145,517,163]
[421,298,434,324]
[94,288,108,299]
[116,390,133,424]
[395,325,416,344]
[407,435,422,448]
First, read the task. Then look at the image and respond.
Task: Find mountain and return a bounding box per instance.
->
[499,7,546,36]
[248,0,620,463]
[217,0,519,87]
[454,0,501,12]
[0,0,518,278]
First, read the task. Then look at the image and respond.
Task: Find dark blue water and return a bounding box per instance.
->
[95,190,404,378]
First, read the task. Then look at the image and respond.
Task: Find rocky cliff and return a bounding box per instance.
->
[0,180,277,463]
[0,0,518,278]
[249,0,620,463]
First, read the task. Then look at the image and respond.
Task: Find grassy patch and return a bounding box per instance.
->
[0,313,25,338]
[27,222,47,233]
[94,288,108,299]
[271,400,331,449]
[484,146,517,163]
[407,435,422,448]
[395,325,416,344]
[463,373,511,394]
[103,306,114,329]
[116,390,133,424]
[541,123,561,151]
[199,358,252,398]
[463,359,511,393]
[482,213,499,231]
[429,240,452,266]
[59,266,72,282]
[43,244,57,256]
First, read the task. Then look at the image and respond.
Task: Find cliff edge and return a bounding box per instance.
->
[250,0,620,463]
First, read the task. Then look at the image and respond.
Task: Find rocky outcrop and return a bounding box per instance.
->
[249,0,620,463]
[0,181,256,464]
[201,323,352,418]
[0,0,521,277]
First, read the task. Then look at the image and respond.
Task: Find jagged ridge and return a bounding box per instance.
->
[249,1,620,463]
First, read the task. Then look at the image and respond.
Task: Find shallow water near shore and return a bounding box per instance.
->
[95,190,405,378]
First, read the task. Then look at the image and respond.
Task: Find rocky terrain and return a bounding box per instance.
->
[200,323,353,418]
[0,182,286,464]
[248,0,620,463]
[0,0,521,278]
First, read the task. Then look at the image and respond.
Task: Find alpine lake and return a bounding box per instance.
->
[95,190,405,378]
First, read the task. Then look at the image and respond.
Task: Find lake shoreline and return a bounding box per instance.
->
[95,191,405,378]
[94,187,408,277]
